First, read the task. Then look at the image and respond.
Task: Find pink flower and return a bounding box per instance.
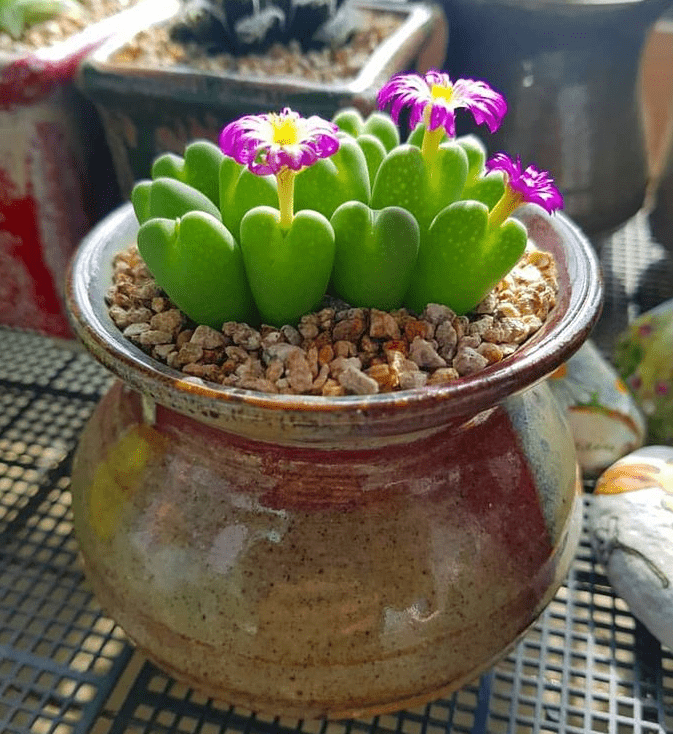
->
[376,70,507,137]
[486,153,563,215]
[219,107,340,176]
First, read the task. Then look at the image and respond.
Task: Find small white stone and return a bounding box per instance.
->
[589,445,673,649]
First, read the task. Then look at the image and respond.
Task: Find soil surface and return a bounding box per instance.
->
[107,245,559,397]
[112,10,403,83]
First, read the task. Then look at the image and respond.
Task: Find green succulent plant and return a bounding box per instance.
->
[130,71,564,330]
[169,0,355,56]
[0,0,81,39]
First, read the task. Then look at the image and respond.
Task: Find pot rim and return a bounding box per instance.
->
[66,201,602,429]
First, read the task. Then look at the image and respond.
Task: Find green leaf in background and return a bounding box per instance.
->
[462,170,506,210]
[219,162,277,240]
[355,133,387,185]
[131,180,152,225]
[151,140,225,207]
[0,0,81,38]
[362,111,400,152]
[147,177,223,222]
[294,136,370,219]
[407,122,448,149]
[332,108,365,138]
[456,135,487,187]
[371,143,468,231]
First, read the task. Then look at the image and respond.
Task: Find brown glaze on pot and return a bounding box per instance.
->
[66,202,601,718]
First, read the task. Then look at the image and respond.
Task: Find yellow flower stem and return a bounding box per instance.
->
[421,125,445,166]
[276,167,296,230]
[420,106,445,167]
[488,188,524,230]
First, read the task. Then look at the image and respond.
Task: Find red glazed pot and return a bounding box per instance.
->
[66,203,602,719]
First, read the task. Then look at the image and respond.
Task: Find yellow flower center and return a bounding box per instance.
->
[271,116,299,146]
[430,83,454,103]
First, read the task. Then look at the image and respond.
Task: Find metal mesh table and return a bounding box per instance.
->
[1,210,672,733]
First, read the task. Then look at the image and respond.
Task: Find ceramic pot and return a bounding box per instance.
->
[65,203,602,719]
[75,0,446,197]
[442,0,672,236]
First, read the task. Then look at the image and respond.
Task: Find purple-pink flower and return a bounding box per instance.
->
[376,70,507,137]
[486,153,563,214]
[219,107,340,176]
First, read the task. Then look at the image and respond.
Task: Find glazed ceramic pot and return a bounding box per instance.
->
[75,0,446,197]
[66,203,602,719]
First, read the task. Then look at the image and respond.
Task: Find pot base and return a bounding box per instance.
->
[72,380,582,719]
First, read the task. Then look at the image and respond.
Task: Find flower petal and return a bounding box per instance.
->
[377,69,506,137]
[486,152,564,214]
[219,108,340,176]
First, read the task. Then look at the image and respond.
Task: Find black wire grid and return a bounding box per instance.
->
[1,211,673,733]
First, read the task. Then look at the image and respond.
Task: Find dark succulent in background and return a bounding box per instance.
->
[169,0,357,56]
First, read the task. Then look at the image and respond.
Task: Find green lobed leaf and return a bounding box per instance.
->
[294,136,370,218]
[137,211,257,328]
[371,143,468,232]
[147,177,222,222]
[404,201,489,314]
[239,206,335,327]
[404,202,527,315]
[331,202,419,311]
[332,108,365,138]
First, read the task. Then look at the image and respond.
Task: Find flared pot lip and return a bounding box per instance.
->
[66,201,602,431]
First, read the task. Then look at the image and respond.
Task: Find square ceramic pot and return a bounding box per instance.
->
[0,0,157,337]
[75,0,447,197]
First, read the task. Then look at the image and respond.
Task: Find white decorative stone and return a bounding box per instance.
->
[547,340,646,477]
[589,445,673,649]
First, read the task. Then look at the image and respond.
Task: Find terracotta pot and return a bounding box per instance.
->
[74,0,447,197]
[65,203,602,719]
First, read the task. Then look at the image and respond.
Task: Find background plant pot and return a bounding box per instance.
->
[75,0,447,197]
[0,0,159,337]
[442,0,672,237]
[65,203,602,718]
